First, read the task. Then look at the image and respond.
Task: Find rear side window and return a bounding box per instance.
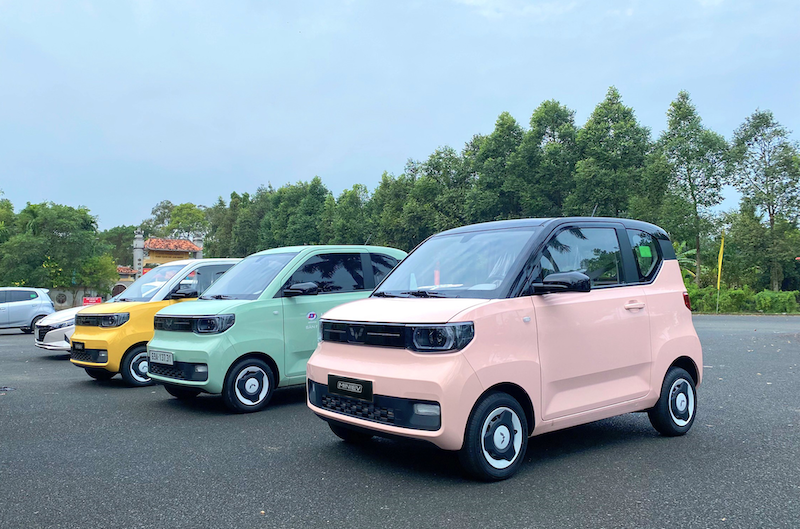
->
[538,227,623,287]
[9,290,37,302]
[370,253,399,285]
[0,291,6,303]
[627,229,662,282]
[286,253,365,293]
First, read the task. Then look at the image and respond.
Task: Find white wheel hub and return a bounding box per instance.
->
[130,352,151,383]
[676,393,687,412]
[234,366,270,406]
[480,406,523,470]
[245,378,259,393]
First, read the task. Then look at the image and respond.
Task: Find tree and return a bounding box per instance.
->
[661,91,730,285]
[166,203,208,239]
[139,200,175,237]
[99,225,137,265]
[565,87,650,217]
[732,110,800,289]
[332,184,369,244]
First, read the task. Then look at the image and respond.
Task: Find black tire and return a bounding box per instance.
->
[120,345,153,387]
[164,383,201,400]
[459,392,529,481]
[22,315,45,334]
[648,367,697,436]
[329,422,373,444]
[85,367,115,380]
[222,357,276,413]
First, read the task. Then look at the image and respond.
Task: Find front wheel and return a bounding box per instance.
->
[22,315,45,334]
[459,392,528,481]
[648,367,697,436]
[222,357,276,413]
[85,367,115,380]
[164,383,202,400]
[120,346,153,387]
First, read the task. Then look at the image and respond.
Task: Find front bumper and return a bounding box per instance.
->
[146,333,232,394]
[34,324,74,352]
[306,341,484,451]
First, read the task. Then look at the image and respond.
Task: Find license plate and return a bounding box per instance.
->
[73,342,84,351]
[328,374,373,402]
[149,350,174,365]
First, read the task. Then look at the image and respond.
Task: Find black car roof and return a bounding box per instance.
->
[438,217,670,240]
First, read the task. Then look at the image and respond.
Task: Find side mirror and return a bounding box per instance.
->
[531,271,591,294]
[283,282,319,297]
[171,287,199,299]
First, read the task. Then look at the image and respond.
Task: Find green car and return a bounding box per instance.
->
[146,245,406,412]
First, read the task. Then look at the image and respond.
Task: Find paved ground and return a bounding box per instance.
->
[0,315,798,528]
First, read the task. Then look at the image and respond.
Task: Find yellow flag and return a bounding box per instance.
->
[717,231,725,290]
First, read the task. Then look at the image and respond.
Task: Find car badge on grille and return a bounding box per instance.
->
[348,325,365,342]
[337,381,363,394]
[163,318,173,330]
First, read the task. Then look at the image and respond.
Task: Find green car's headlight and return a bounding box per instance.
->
[193,314,235,334]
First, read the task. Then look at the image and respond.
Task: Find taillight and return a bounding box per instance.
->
[683,292,691,310]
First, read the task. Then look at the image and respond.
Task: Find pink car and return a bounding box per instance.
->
[307,218,702,480]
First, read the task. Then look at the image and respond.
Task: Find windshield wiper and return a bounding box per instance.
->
[399,290,446,298]
[372,292,400,298]
[118,298,135,302]
[200,294,234,300]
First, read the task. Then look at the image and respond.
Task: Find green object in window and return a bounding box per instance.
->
[638,246,652,258]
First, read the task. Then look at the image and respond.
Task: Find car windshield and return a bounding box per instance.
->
[117,264,186,302]
[375,227,539,299]
[200,252,298,300]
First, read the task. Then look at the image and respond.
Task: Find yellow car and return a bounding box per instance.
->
[69,258,239,386]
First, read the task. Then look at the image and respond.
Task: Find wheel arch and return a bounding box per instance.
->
[225,352,280,384]
[478,382,535,434]
[669,356,699,386]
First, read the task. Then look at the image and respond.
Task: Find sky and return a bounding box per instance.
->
[1,0,798,229]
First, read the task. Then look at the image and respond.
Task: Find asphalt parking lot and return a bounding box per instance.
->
[1,315,798,529]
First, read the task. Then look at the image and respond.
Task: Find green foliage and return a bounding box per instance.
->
[686,283,799,313]
[99,225,136,265]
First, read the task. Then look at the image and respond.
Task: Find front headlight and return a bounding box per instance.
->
[100,313,130,327]
[193,314,235,334]
[407,322,474,353]
[51,320,74,329]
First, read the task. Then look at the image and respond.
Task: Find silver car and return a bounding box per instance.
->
[0,287,55,333]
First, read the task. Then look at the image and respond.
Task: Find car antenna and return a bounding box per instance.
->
[364,234,372,245]
[590,204,598,217]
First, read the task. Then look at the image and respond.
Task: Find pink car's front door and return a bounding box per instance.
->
[532,225,652,421]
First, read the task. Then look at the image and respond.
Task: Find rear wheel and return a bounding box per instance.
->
[329,422,373,444]
[164,383,201,400]
[648,367,697,436]
[21,315,44,334]
[120,346,153,387]
[222,357,276,413]
[459,392,528,481]
[85,367,115,380]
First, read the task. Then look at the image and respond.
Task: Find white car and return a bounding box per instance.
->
[34,306,84,351]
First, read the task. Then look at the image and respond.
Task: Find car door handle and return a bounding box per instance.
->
[624,301,645,311]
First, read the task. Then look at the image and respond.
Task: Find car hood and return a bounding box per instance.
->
[39,306,83,325]
[322,297,492,324]
[155,299,252,316]
[76,301,147,314]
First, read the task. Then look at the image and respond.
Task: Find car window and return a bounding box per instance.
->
[627,229,661,282]
[178,264,234,295]
[285,253,365,294]
[370,253,399,285]
[538,227,623,287]
[0,291,6,303]
[9,290,38,302]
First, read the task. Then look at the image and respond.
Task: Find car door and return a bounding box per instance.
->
[7,290,37,327]
[0,291,8,327]
[532,224,652,421]
[281,252,372,378]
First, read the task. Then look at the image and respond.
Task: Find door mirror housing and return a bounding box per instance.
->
[283,282,319,297]
[531,272,591,294]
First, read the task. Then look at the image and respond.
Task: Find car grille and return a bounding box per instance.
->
[37,326,53,341]
[148,362,187,380]
[154,316,195,332]
[321,321,406,347]
[320,393,396,425]
[71,350,92,362]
